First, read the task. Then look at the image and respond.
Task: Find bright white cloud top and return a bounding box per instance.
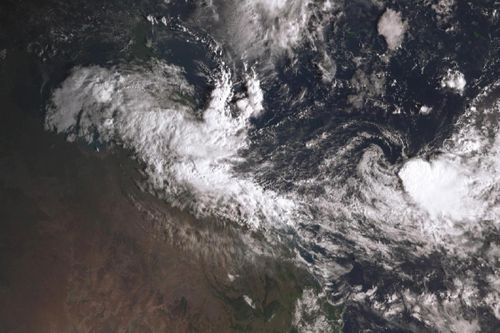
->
[399,157,482,222]
[441,69,466,94]
[378,8,407,50]
[45,61,296,229]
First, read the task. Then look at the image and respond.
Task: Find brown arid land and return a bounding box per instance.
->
[0,49,311,333]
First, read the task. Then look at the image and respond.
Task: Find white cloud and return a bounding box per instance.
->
[399,157,483,221]
[45,61,296,229]
[194,0,336,63]
[441,69,466,94]
[378,9,407,50]
[419,105,433,115]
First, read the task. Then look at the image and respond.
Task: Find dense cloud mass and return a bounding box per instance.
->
[377,8,407,50]
[46,62,296,229]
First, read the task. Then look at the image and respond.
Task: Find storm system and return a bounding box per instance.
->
[0,0,499,332]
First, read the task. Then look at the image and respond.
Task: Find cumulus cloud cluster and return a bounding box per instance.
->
[378,8,407,50]
[441,69,467,94]
[45,61,296,229]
